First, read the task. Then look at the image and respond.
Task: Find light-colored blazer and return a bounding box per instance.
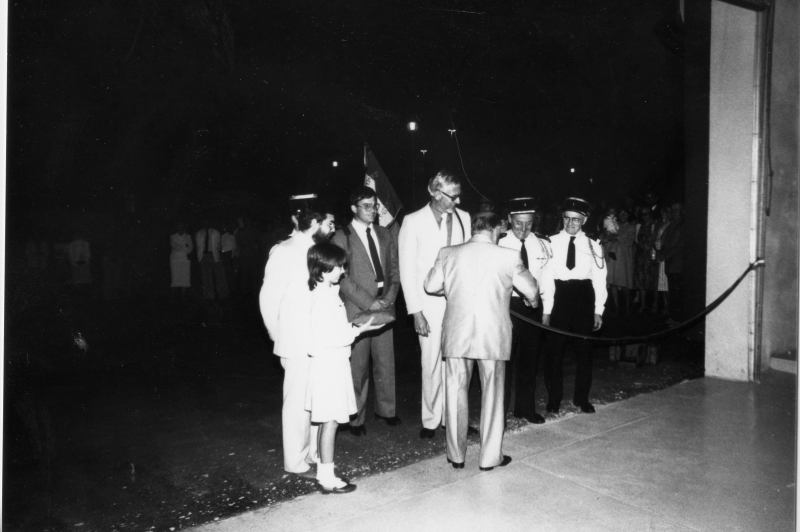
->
[331,222,400,320]
[398,205,471,315]
[259,232,315,359]
[424,234,538,361]
[195,228,221,262]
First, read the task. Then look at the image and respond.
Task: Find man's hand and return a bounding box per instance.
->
[413,311,431,337]
[527,298,538,309]
[542,314,551,326]
[593,314,603,331]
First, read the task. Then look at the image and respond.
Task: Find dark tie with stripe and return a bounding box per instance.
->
[366,227,385,284]
[566,236,576,270]
[520,239,529,269]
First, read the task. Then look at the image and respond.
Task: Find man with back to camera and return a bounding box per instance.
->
[541,197,607,415]
[398,170,471,439]
[424,212,538,470]
[498,197,553,424]
[331,186,401,436]
[260,204,336,479]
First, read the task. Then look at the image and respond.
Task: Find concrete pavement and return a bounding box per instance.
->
[192,373,796,532]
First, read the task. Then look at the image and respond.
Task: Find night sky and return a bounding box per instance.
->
[7,0,685,233]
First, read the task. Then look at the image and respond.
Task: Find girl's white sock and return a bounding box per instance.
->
[317,462,346,489]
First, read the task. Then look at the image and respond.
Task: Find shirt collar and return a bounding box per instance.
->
[470,233,494,244]
[351,219,373,233]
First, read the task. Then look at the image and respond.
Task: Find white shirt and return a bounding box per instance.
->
[308,284,359,360]
[498,232,552,310]
[351,219,383,287]
[541,230,608,315]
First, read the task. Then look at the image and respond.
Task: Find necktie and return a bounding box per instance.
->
[566,236,576,270]
[446,213,453,246]
[366,227,385,284]
[207,232,213,252]
[520,239,529,269]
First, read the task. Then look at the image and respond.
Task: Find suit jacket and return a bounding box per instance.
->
[398,204,471,315]
[424,234,538,361]
[259,231,315,359]
[331,222,400,320]
[195,229,221,262]
[660,220,684,274]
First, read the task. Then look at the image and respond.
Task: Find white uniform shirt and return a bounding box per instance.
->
[350,219,383,288]
[541,230,608,315]
[498,232,552,310]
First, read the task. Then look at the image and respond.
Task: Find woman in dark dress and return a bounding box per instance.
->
[633,207,658,313]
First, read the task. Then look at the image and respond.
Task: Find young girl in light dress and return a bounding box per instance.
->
[305,242,381,494]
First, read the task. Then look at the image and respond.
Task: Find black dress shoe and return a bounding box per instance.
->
[546,402,560,414]
[467,425,480,436]
[480,455,512,471]
[319,482,357,494]
[375,414,402,426]
[349,424,367,436]
[575,402,596,414]
[447,457,465,469]
[419,427,436,439]
[515,412,545,424]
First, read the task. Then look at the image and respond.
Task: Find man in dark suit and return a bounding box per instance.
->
[331,186,402,436]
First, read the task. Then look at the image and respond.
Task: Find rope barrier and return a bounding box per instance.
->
[510,259,765,345]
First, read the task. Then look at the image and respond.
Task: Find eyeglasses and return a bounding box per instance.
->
[439,190,461,201]
[562,216,583,225]
[357,203,378,211]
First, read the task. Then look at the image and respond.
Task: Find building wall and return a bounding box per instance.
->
[761,0,799,370]
[706,2,757,381]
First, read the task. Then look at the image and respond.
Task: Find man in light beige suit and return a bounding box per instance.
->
[424,212,538,470]
[398,170,471,439]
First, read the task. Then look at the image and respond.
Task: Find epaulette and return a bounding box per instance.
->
[534,232,550,242]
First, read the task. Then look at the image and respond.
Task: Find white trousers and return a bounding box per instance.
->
[419,301,446,430]
[445,358,505,468]
[280,357,319,473]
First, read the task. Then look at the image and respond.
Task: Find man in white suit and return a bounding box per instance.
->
[260,207,336,478]
[424,212,539,470]
[398,170,471,438]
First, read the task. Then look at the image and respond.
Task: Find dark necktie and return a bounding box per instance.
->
[446,213,453,246]
[520,239,529,269]
[366,227,385,284]
[566,236,576,270]
[207,232,213,252]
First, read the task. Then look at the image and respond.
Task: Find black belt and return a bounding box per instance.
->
[555,279,591,284]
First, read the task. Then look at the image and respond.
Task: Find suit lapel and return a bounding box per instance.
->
[348,223,371,265]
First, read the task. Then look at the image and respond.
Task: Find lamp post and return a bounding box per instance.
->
[408,121,417,208]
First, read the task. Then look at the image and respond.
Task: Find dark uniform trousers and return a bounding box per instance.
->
[505,298,544,416]
[544,279,595,406]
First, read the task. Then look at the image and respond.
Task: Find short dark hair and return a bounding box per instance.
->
[297,209,327,232]
[307,242,348,291]
[349,186,377,207]
[472,212,502,233]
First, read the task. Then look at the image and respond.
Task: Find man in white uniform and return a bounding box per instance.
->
[541,197,607,414]
[260,206,336,477]
[398,170,471,438]
[498,197,552,424]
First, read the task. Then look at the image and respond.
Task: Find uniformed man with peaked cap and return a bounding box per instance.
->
[498,197,553,424]
[541,197,607,414]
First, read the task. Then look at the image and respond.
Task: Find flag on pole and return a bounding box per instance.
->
[364,143,404,228]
